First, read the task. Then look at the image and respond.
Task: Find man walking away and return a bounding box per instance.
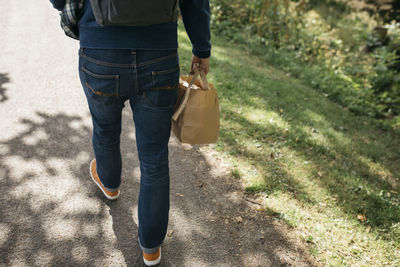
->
[50,0,211,265]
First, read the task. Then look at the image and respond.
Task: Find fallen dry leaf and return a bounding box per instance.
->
[357,213,366,222]
[235,216,243,223]
[167,230,174,237]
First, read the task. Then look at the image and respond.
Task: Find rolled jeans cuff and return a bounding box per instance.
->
[104,185,118,193]
[139,237,160,254]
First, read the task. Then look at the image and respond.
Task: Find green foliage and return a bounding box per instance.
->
[178,10,400,262]
[210,0,400,129]
[178,22,400,264]
[244,184,268,194]
[231,168,241,179]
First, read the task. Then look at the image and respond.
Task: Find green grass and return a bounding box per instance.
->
[178,22,400,266]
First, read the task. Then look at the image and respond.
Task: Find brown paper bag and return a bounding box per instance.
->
[172,70,220,144]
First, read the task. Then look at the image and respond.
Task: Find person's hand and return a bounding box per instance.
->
[191,55,210,75]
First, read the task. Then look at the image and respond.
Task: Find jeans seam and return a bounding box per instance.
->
[137,52,178,67]
[80,50,134,68]
[82,66,119,79]
[79,50,177,68]
[152,66,180,87]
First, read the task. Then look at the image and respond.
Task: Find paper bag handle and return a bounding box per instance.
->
[197,69,210,91]
[172,68,213,121]
[172,71,200,121]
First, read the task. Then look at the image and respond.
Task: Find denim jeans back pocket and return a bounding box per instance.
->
[151,66,180,89]
[81,66,119,97]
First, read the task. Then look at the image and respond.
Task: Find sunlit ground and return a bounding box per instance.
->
[178,21,400,266]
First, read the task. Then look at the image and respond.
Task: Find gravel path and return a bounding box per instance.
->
[0,1,317,266]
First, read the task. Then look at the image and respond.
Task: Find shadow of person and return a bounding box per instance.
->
[0,73,10,103]
[107,199,141,266]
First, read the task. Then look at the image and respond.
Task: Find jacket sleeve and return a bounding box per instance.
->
[179,0,211,58]
[49,0,66,11]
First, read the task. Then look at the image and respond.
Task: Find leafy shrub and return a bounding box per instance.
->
[211,0,400,128]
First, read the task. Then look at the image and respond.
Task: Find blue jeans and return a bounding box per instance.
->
[78,47,179,253]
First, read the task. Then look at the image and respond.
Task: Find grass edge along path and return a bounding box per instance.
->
[177,23,400,266]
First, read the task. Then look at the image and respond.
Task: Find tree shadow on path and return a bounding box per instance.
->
[0,73,10,103]
[0,110,316,266]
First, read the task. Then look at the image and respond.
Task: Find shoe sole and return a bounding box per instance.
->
[143,247,161,266]
[90,160,120,200]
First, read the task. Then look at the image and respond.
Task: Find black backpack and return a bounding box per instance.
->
[89,0,179,26]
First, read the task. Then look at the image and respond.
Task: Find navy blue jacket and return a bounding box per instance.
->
[50,0,211,58]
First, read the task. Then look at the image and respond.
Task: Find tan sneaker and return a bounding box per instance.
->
[90,159,120,200]
[143,247,161,266]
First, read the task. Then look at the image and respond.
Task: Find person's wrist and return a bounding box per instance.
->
[192,48,211,59]
[191,55,210,75]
